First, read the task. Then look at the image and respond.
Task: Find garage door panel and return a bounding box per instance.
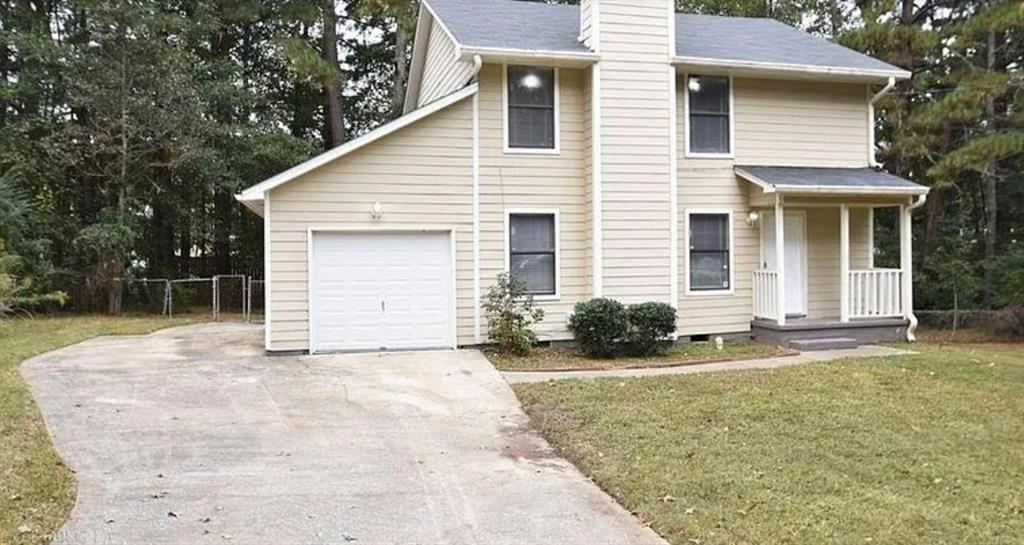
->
[311,232,453,353]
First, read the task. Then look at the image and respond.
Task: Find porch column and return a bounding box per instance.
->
[775,198,786,326]
[900,203,916,340]
[840,204,850,323]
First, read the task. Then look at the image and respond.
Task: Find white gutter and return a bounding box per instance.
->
[868,76,896,167]
[673,56,911,81]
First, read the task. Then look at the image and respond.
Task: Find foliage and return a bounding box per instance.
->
[992,249,1024,338]
[481,273,545,355]
[568,298,628,358]
[0,239,68,318]
[488,341,777,372]
[624,302,678,356]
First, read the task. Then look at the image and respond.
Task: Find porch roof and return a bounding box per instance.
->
[735,166,930,196]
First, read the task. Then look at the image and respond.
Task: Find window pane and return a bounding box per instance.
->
[690,252,730,290]
[688,76,729,113]
[511,253,555,294]
[690,214,729,251]
[510,214,555,252]
[509,107,555,149]
[690,114,729,153]
[508,66,554,107]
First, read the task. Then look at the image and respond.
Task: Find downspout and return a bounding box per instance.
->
[905,193,928,341]
[867,77,896,167]
[471,53,482,344]
[471,54,483,79]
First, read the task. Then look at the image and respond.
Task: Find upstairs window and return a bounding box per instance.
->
[688,212,732,292]
[506,66,557,150]
[687,75,731,155]
[508,212,557,296]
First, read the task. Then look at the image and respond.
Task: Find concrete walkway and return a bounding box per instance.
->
[22,323,665,545]
[502,345,914,384]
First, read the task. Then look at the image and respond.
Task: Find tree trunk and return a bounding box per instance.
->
[212,188,233,274]
[392,25,409,116]
[323,0,346,147]
[924,187,943,257]
[828,0,841,37]
[982,28,998,287]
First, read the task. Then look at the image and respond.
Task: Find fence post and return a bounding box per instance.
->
[212,275,219,321]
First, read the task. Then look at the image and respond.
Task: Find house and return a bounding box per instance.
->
[236,0,929,354]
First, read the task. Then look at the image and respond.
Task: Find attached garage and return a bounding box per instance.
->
[309,231,455,353]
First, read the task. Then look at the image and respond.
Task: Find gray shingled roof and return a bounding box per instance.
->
[676,14,900,73]
[426,0,591,54]
[737,166,929,193]
[425,0,905,74]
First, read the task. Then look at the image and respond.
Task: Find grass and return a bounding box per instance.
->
[515,342,1024,545]
[488,341,785,371]
[0,314,205,545]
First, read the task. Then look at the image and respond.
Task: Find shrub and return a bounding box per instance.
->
[625,302,677,356]
[568,298,628,358]
[481,272,545,355]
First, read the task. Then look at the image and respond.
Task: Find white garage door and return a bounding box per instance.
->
[310,231,453,353]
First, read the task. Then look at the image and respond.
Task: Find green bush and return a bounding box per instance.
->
[482,272,545,355]
[568,298,628,358]
[625,302,677,356]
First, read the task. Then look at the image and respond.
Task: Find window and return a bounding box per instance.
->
[508,213,557,296]
[688,213,731,292]
[687,75,731,155]
[506,66,556,150]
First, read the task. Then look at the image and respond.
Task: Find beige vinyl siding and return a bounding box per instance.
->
[677,163,758,335]
[798,207,871,319]
[598,0,673,304]
[418,19,474,107]
[733,78,870,167]
[266,98,475,352]
[677,76,874,332]
[477,65,588,341]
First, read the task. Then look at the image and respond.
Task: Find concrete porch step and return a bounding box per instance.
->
[789,337,859,351]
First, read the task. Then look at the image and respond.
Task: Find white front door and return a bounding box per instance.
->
[761,212,807,316]
[310,231,453,353]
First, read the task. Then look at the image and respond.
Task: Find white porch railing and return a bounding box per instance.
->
[753,270,779,320]
[848,269,903,319]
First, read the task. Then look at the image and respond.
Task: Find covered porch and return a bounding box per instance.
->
[736,166,929,346]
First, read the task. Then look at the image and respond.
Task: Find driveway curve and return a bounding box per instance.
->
[22,323,664,545]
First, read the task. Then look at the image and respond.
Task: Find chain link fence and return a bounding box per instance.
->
[113,276,263,322]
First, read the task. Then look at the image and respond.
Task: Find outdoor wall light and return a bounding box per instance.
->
[370,201,384,220]
[746,211,760,225]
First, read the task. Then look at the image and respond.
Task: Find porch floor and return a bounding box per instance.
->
[751,316,909,347]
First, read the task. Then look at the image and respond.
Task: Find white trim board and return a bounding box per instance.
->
[673,56,911,81]
[504,208,562,301]
[236,84,479,203]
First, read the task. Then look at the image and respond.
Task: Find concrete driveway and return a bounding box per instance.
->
[22,323,664,545]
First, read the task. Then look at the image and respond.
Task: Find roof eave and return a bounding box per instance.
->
[734,167,930,197]
[673,56,911,82]
[459,46,599,66]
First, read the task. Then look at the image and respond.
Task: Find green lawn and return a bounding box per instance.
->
[0,315,204,545]
[515,343,1024,545]
[489,341,785,371]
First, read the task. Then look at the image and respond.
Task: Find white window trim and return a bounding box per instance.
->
[683,74,735,159]
[683,208,735,297]
[502,64,561,155]
[504,208,561,301]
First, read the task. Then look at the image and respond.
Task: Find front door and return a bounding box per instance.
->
[761,212,807,317]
